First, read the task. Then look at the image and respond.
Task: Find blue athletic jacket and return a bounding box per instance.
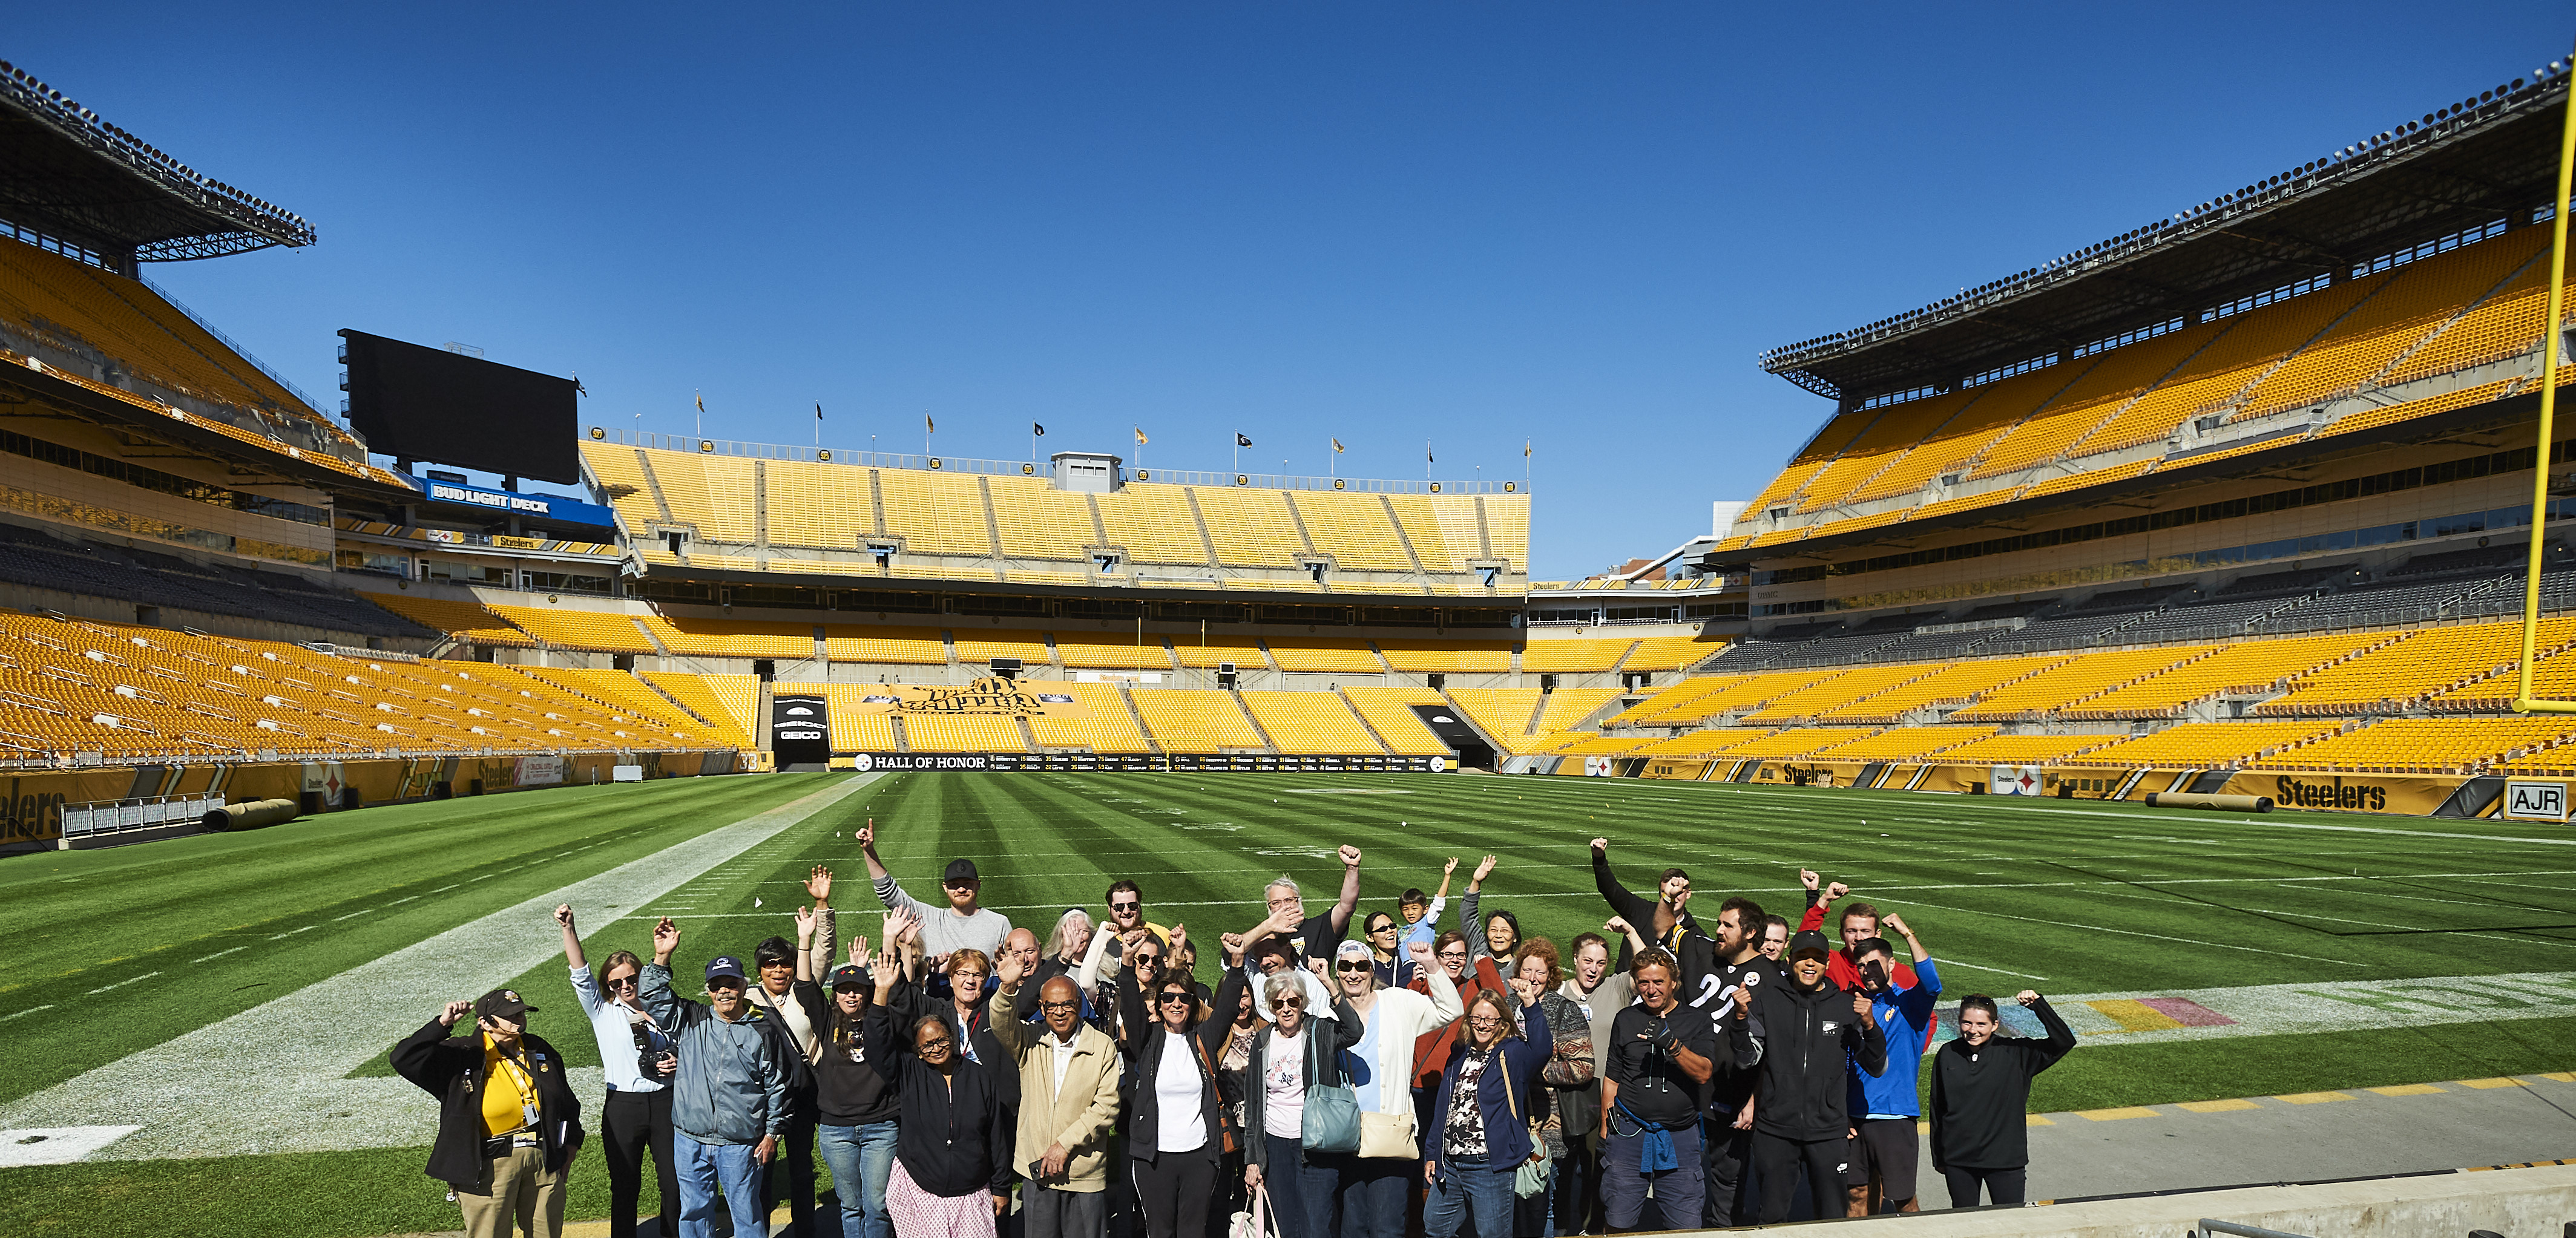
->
[1849,956,1940,1119]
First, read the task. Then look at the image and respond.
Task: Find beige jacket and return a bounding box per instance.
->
[991,983,1126,1193]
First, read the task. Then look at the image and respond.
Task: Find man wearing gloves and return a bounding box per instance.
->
[390,988,585,1238]
[642,915,790,1238]
[1726,929,1887,1225]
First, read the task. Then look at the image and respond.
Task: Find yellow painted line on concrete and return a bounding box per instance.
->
[2456,1076,2531,1089]
[2026,1114,2055,1126]
[2077,1106,2160,1121]
[2178,1098,2262,1113]
[2538,1072,2576,1082]
[2367,1083,2448,1097]
[2273,1091,2352,1104]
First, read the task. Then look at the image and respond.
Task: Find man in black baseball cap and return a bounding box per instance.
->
[391,987,583,1238]
[858,816,1014,957]
[1726,929,1888,1224]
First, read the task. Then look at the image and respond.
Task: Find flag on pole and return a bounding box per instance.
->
[1332,437,1345,453]
[1033,422,1046,437]
[1236,433,1252,447]
[1426,442,1434,464]
[815,402,823,422]
[1523,440,1532,458]
[1135,427,1149,445]
[925,414,935,434]
[695,391,705,414]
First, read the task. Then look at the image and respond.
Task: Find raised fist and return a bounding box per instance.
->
[553,904,575,928]
[1338,844,1362,867]
[1825,881,1850,902]
[1798,868,1819,891]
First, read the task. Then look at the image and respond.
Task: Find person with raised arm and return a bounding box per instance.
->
[865,949,1012,1236]
[1595,949,1714,1233]
[1548,929,1629,1237]
[747,867,840,1238]
[1796,869,1918,992]
[987,942,1125,1238]
[1398,857,1458,952]
[807,928,901,1238]
[1327,937,1457,1238]
[861,817,1012,957]
[640,917,788,1238]
[1928,989,2074,1209]
[556,904,677,1238]
[1259,844,1365,962]
[392,987,584,1238]
[1588,838,1697,967]
[1457,855,1520,981]
[1727,931,1887,1225]
[1113,932,1248,1238]
[1240,960,1364,1238]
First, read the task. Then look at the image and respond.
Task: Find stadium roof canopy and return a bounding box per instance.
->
[1759,64,2572,404]
[0,59,313,264]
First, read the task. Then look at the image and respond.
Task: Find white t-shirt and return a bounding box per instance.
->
[1261,1029,1307,1138]
[1155,1033,1208,1152]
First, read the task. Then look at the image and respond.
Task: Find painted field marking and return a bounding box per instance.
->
[388,897,418,906]
[2178,1098,2262,1112]
[0,1125,141,1167]
[2542,1072,2576,1082]
[1935,958,2050,981]
[2368,1084,2448,1096]
[1891,897,2363,966]
[0,773,880,1162]
[471,874,496,882]
[265,926,314,940]
[2455,1077,2532,1089]
[2275,1092,2353,1104]
[1,1006,56,1023]
[190,948,244,963]
[331,909,373,922]
[84,972,158,995]
[430,885,460,893]
[2078,1107,2159,1121]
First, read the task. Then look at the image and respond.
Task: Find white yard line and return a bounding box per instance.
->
[0,773,879,1162]
[84,972,159,996]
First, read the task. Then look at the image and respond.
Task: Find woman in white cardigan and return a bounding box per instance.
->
[1324,937,1463,1238]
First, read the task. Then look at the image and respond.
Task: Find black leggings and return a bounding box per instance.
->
[1750,1132,1844,1224]
[1942,1165,2027,1208]
[602,1087,679,1238]
[1135,1145,1220,1238]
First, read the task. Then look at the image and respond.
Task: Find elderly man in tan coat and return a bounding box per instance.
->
[991,945,1126,1238]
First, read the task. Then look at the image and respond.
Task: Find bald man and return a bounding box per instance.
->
[991,950,1124,1238]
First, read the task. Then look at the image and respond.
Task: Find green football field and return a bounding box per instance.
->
[4,769,2572,1238]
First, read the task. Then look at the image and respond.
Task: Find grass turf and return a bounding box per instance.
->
[7,769,2576,1238]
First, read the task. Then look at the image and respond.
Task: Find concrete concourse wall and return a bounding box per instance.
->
[1738,1162,2575,1238]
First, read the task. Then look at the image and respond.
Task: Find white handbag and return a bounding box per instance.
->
[1229,1181,1275,1238]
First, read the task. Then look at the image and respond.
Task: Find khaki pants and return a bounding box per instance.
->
[458,1143,568,1238]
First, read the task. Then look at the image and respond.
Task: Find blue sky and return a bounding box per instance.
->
[11,6,2566,576]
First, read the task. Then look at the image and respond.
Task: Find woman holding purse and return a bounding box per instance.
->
[1116,940,1250,1238]
[1324,938,1460,1238]
[1424,987,1554,1238]
[1239,969,1362,1238]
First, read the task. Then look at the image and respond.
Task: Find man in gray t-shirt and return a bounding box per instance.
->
[859,818,1012,957]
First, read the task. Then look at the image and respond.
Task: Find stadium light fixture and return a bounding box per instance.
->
[2514,73,2576,715]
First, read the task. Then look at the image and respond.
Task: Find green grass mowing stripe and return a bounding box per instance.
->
[0,774,843,1106]
[2029,1014,2576,1112]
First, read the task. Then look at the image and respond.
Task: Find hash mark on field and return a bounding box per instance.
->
[430,885,460,893]
[1,1005,56,1022]
[388,897,418,905]
[86,972,159,995]
[191,948,245,963]
[332,909,373,922]
[267,926,315,940]
[471,874,495,882]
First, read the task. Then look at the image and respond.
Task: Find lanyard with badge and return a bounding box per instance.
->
[495,1050,541,1133]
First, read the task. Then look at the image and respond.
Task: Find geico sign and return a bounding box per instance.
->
[2270,776,2388,812]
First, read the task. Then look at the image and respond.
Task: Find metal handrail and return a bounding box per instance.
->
[2196,1219,2315,1238]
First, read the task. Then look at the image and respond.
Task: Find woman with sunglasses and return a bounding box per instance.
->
[556,904,678,1238]
[1239,968,1362,1238]
[1327,937,1457,1238]
[1424,987,1553,1238]
[1360,912,1416,991]
[1114,934,1252,1238]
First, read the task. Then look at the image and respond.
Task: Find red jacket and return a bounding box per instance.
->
[1799,902,1919,991]
[1408,956,1505,1089]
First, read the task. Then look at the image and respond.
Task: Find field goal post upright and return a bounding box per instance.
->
[2517,58,2576,715]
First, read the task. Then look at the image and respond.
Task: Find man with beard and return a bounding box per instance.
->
[1651,894,1776,1227]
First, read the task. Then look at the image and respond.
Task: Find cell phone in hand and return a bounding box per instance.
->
[1862,960,1888,993]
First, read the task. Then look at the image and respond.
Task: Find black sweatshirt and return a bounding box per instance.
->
[798,980,896,1127]
[864,1002,1011,1196]
[1727,975,1887,1142]
[1591,848,1700,973]
[1928,997,2075,1171]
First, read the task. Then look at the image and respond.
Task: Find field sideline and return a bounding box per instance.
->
[4,770,2574,1237]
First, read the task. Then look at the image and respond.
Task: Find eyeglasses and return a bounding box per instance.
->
[1039,999,1079,1012]
[918,1037,954,1050]
[1110,901,1140,912]
[1438,950,1468,961]
[604,975,640,990]
[1158,992,1195,1006]
[953,971,988,983]
[1273,998,1304,1009]
[1467,1017,1506,1030]
[760,960,794,970]
[1336,961,1372,973]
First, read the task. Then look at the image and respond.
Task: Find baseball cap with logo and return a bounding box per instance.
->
[706,956,749,986]
[1786,929,1834,960]
[476,988,537,1020]
[942,858,979,885]
[829,963,870,989]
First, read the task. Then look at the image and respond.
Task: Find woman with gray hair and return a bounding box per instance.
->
[1238,965,1362,1238]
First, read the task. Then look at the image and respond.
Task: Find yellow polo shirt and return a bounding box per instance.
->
[482,1036,537,1138]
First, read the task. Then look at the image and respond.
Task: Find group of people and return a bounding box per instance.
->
[391,822,2075,1238]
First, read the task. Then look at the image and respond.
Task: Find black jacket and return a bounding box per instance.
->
[1928,997,2075,1171]
[894,978,1021,1111]
[1727,976,1886,1142]
[864,1001,1012,1196]
[390,1020,583,1190]
[800,980,898,1127]
[1239,980,1363,1170]
[1117,965,1245,1164]
[1592,849,1700,973]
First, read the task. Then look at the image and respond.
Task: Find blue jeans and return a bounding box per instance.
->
[1424,1156,1513,1238]
[818,1121,899,1238]
[1330,1154,1413,1238]
[678,1133,769,1238]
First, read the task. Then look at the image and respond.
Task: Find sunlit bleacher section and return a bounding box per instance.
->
[580,441,1528,595]
[1548,733,1656,757]
[1172,634,1269,670]
[1052,630,1177,671]
[1602,669,1839,728]
[1531,687,1624,734]
[1025,682,1156,753]
[2056,721,2345,768]
[1738,664,1933,724]
[1626,727,1772,759]
[1521,638,1639,674]
[2255,618,2576,715]
[640,615,814,659]
[1917,731,2115,764]
[2247,716,2576,775]
[823,625,951,665]
[1446,688,1546,753]
[1813,657,2063,723]
[902,713,1031,753]
[1339,686,1454,755]
[1947,647,2215,721]
[1240,690,1388,753]
[1377,639,1513,673]
[642,670,760,747]
[950,628,1051,667]
[1131,689,1265,752]
[1620,636,1728,673]
[1809,724,1999,761]
[355,592,534,647]
[1267,638,1385,675]
[2054,631,2391,719]
[483,604,659,655]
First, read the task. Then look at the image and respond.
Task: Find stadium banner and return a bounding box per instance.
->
[516,754,565,787]
[1638,759,1715,781]
[2221,771,2462,816]
[0,769,150,848]
[1749,761,1867,788]
[843,678,1086,718]
[1990,765,2044,795]
[847,752,1446,773]
[1909,765,1991,794]
[2503,780,2569,821]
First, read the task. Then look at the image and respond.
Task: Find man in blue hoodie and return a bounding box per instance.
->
[642,916,790,1238]
[1842,914,1939,1216]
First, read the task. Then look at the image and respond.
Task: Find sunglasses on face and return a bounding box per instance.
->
[1111,901,1140,912]
[604,975,640,989]
[1134,953,1163,967]
[944,880,976,891]
[760,960,794,970]
[1273,998,1304,1009]
[1336,961,1372,973]
[1158,992,1195,1006]
[1367,923,1396,935]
